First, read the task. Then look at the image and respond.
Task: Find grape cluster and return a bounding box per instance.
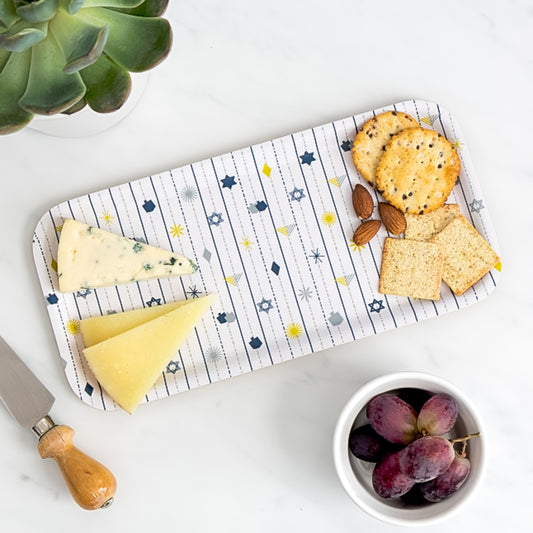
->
[349,388,478,504]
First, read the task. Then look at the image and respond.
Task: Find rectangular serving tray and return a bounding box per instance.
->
[33,99,501,411]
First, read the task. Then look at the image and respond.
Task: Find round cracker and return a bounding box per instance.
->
[375,127,460,214]
[351,110,419,187]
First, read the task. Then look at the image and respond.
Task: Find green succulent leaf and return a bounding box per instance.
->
[15,0,60,23]
[115,0,168,17]
[83,0,143,8]
[79,51,131,112]
[0,46,9,69]
[18,30,86,114]
[0,19,47,52]
[0,1,19,29]
[63,0,87,15]
[49,8,107,73]
[0,48,33,134]
[79,7,171,72]
[62,94,87,114]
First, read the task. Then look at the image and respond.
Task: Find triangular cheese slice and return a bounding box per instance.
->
[80,300,191,347]
[57,218,197,292]
[82,293,218,414]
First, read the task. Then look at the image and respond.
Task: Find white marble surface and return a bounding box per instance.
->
[1,1,532,531]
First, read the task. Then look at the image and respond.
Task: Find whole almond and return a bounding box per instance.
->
[378,202,406,235]
[352,183,374,220]
[352,219,381,246]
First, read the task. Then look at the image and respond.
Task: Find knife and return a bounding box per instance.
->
[0,336,116,510]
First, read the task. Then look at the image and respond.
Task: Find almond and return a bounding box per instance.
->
[352,219,381,246]
[352,183,374,220]
[378,202,406,235]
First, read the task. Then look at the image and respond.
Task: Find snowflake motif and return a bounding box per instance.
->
[187,285,202,298]
[146,297,161,307]
[298,287,313,301]
[206,346,223,362]
[180,185,198,202]
[469,199,485,213]
[257,298,274,313]
[289,187,306,202]
[309,248,324,264]
[208,212,224,226]
[166,360,181,374]
[368,299,385,313]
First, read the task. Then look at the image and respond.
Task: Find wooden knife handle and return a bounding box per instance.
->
[37,425,117,510]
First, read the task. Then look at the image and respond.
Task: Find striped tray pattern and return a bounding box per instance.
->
[33,100,500,411]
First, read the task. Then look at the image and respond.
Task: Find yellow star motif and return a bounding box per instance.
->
[349,239,364,252]
[170,223,184,238]
[451,138,464,150]
[239,236,255,251]
[66,319,80,336]
[321,211,337,226]
[285,322,303,339]
[100,210,115,225]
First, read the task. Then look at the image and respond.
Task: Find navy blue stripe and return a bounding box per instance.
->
[249,144,313,355]
[210,157,274,366]
[148,174,212,384]
[190,163,254,372]
[290,133,346,347]
[168,169,232,378]
[332,119,399,329]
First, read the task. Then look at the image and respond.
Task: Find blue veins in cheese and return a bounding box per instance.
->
[57,218,197,293]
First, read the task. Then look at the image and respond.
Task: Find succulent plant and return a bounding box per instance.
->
[0,0,172,134]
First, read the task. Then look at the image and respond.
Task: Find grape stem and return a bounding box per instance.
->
[449,432,480,444]
[449,432,480,457]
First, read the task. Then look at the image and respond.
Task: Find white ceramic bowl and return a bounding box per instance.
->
[333,372,486,527]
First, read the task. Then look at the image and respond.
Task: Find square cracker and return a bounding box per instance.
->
[430,215,500,295]
[379,238,444,301]
[405,204,460,241]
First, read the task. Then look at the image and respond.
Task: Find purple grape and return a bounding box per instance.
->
[366,393,418,444]
[417,393,459,436]
[420,455,471,502]
[398,436,455,483]
[348,424,393,462]
[372,450,415,498]
[400,483,427,506]
[397,388,433,413]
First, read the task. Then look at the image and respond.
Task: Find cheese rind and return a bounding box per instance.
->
[82,293,218,414]
[80,300,191,347]
[57,218,197,292]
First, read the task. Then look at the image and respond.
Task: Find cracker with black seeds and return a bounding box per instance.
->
[351,111,419,187]
[405,204,460,241]
[375,127,460,215]
[430,215,500,296]
[378,237,444,301]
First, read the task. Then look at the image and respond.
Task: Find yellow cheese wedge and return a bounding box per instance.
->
[57,218,197,292]
[82,293,218,414]
[80,300,190,347]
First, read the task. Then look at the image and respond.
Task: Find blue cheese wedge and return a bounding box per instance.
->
[57,218,197,293]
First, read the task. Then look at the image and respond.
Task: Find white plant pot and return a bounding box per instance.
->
[28,73,149,138]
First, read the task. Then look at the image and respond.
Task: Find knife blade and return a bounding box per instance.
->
[0,336,116,510]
